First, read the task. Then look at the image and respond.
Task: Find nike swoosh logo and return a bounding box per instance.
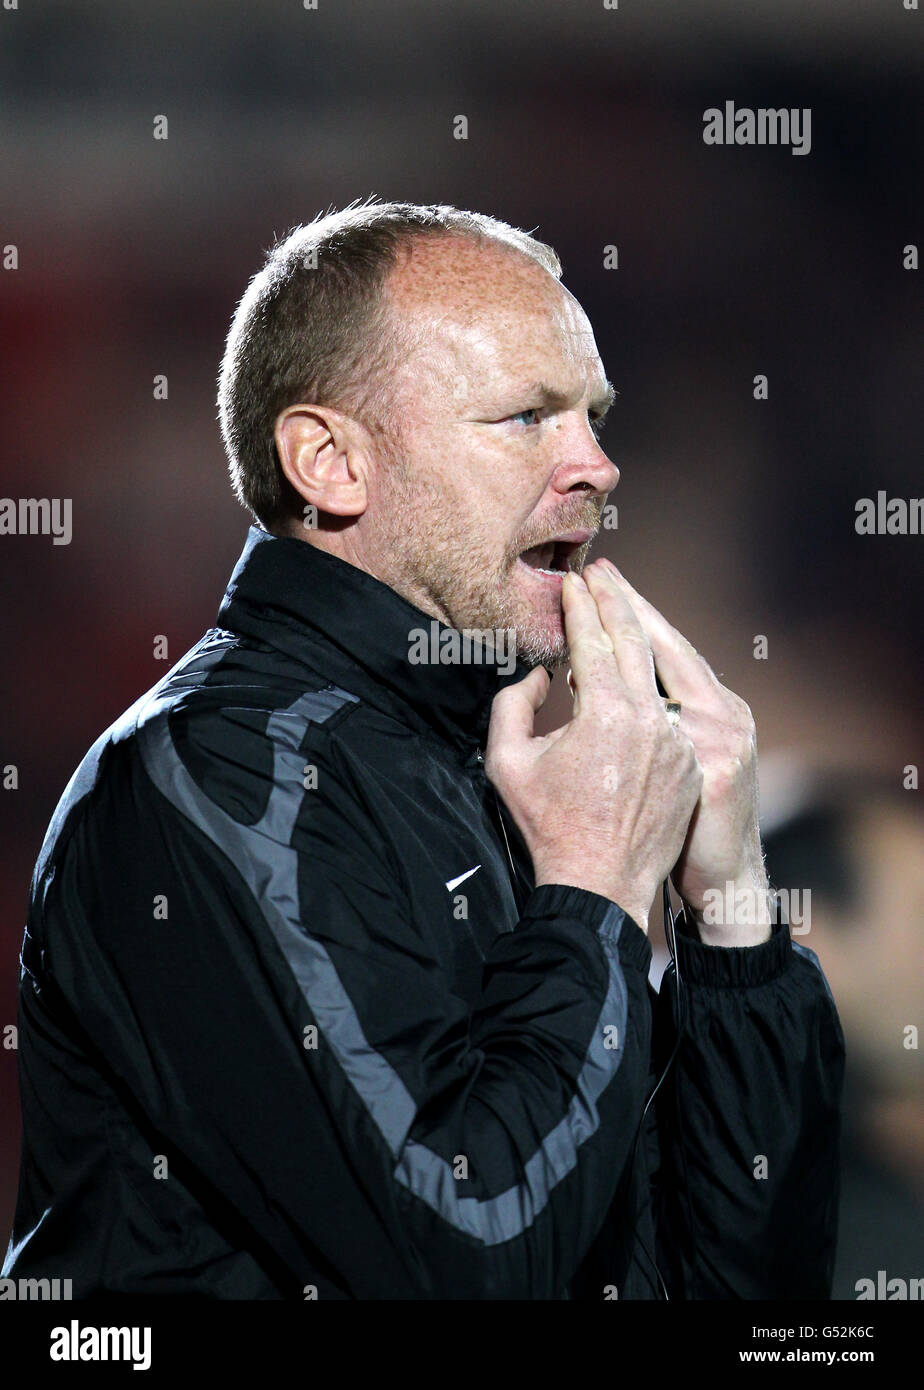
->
[445,865,482,892]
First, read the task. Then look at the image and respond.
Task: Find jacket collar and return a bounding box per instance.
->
[216,525,536,752]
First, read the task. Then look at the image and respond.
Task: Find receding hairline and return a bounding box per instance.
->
[381,225,562,315]
[373,228,572,381]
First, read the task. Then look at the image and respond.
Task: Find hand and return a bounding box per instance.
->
[596,560,772,946]
[484,561,703,932]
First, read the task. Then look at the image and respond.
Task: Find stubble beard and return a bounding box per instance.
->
[373,448,597,670]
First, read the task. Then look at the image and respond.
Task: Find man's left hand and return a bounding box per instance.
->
[589,559,772,947]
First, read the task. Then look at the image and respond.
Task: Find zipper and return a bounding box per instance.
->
[471,744,531,910]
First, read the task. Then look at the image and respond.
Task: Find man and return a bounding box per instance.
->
[3,199,844,1299]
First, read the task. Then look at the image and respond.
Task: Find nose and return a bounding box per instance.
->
[549,429,620,499]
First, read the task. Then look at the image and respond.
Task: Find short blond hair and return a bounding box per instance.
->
[216,196,562,527]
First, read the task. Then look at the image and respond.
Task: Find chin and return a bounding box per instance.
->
[498,568,568,667]
[512,610,569,668]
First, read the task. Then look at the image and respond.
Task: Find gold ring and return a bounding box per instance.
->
[664,700,682,727]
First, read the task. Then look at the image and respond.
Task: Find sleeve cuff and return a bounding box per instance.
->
[674,913,793,988]
[520,882,652,973]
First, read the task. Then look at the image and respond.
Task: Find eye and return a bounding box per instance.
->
[508,408,541,427]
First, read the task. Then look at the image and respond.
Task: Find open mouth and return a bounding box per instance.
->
[517,530,592,578]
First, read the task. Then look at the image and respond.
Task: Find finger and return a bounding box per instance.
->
[581,560,659,696]
[560,571,621,702]
[486,664,550,752]
[598,560,718,705]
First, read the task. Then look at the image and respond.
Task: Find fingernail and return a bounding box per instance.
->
[568,571,587,589]
[600,558,621,579]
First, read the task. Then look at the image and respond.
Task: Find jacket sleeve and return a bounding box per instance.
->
[39,708,656,1300]
[651,915,846,1299]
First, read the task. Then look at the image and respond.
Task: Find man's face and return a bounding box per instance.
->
[362,236,619,667]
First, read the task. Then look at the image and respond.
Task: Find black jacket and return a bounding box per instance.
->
[3,525,845,1299]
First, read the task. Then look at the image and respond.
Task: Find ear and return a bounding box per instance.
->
[274,403,370,519]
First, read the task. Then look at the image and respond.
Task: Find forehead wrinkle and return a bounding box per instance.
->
[428,304,598,389]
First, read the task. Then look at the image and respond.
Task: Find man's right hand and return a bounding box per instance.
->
[484,559,703,931]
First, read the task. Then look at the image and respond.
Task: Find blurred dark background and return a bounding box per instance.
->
[1,0,921,1299]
